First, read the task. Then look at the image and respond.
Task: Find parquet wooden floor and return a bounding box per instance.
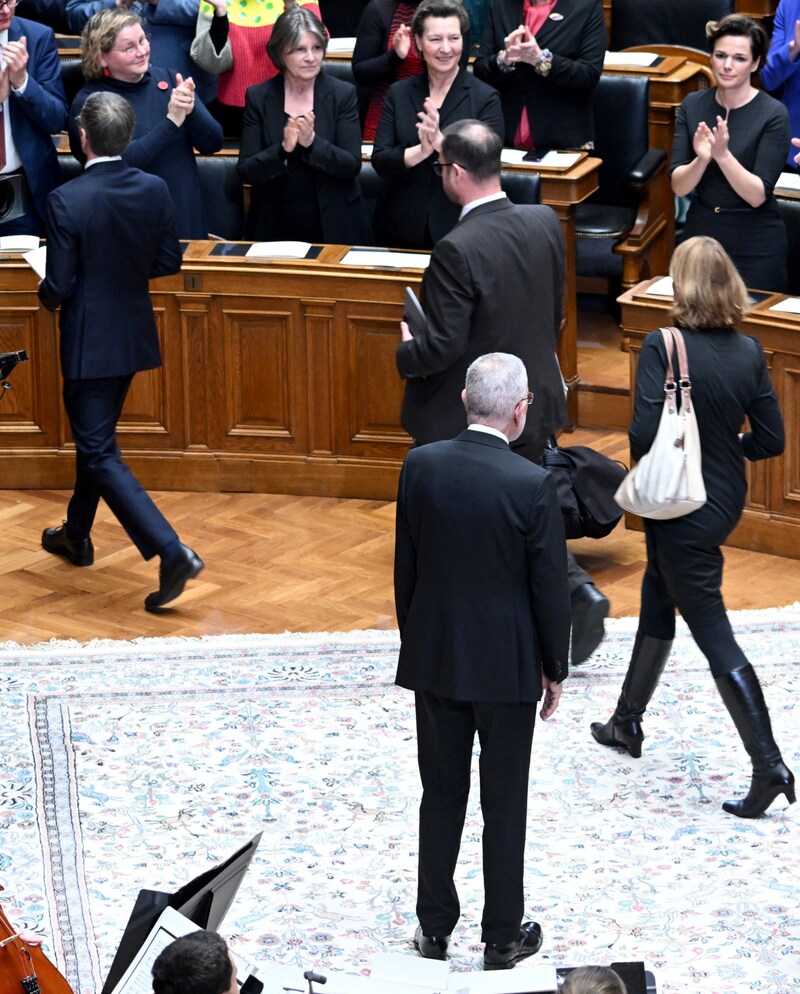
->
[1,428,798,646]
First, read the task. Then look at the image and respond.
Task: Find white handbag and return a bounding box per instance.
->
[614,326,707,520]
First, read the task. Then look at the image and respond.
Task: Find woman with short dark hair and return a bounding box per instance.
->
[371,0,502,247]
[671,14,790,290]
[236,6,365,243]
[591,237,794,821]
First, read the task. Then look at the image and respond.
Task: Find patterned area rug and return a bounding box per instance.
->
[1,611,798,994]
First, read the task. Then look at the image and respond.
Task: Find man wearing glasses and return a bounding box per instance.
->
[396,118,609,665]
[0,0,67,235]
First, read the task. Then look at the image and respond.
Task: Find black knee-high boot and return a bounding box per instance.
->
[590,632,673,759]
[714,664,796,818]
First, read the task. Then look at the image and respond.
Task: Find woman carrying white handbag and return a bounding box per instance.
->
[591,236,794,818]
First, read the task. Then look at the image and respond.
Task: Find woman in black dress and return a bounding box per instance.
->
[671,14,790,291]
[591,237,794,819]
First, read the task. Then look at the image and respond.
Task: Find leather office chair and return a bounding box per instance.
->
[575,74,671,297]
[60,59,86,108]
[609,0,735,53]
[776,196,800,296]
[197,156,245,241]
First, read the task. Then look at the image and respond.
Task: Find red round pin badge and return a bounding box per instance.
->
[157,80,169,90]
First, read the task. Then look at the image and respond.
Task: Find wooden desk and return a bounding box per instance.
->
[619,278,800,559]
[0,244,421,500]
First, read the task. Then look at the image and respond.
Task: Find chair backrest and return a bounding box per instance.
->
[60,58,85,108]
[196,156,245,241]
[590,74,650,207]
[610,0,735,53]
[322,61,356,88]
[359,160,387,245]
[57,154,83,186]
[776,196,800,295]
[500,169,540,206]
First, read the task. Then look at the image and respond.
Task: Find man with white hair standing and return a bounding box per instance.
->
[394,352,570,970]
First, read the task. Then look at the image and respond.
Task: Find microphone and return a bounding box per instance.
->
[303,971,327,985]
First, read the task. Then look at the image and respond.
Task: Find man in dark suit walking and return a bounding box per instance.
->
[395,351,570,969]
[396,118,608,664]
[39,91,204,611]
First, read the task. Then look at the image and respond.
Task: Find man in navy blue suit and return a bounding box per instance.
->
[0,0,67,235]
[39,91,204,611]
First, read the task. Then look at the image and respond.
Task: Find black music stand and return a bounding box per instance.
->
[101,831,262,994]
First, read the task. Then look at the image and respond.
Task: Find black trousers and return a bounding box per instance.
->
[63,375,178,560]
[414,690,537,945]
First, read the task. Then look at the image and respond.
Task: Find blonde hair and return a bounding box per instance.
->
[560,966,627,994]
[81,8,144,80]
[669,236,748,329]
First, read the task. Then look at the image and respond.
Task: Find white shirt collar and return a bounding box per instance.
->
[459,192,506,220]
[467,424,509,443]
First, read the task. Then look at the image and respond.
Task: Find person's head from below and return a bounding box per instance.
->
[706,13,767,84]
[77,91,136,159]
[81,8,150,83]
[412,0,469,77]
[559,965,627,994]
[267,6,328,80]
[669,236,749,329]
[438,119,502,203]
[151,930,238,994]
[462,352,531,442]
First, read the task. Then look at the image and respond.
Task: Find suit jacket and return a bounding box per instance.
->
[753,0,800,167]
[396,196,567,461]
[473,0,606,150]
[394,429,570,703]
[237,71,365,244]
[371,68,503,246]
[7,16,68,222]
[38,160,182,380]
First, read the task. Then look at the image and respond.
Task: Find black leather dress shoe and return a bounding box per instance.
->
[42,524,94,567]
[570,583,609,664]
[145,544,204,611]
[413,926,449,960]
[484,921,543,970]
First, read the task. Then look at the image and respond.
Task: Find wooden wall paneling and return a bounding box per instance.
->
[212,294,309,453]
[0,300,60,448]
[771,352,800,517]
[337,304,410,456]
[303,296,337,459]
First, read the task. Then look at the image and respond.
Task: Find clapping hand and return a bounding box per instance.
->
[295,110,315,147]
[167,73,196,126]
[792,136,800,165]
[393,23,412,60]
[692,120,715,162]
[282,115,300,153]
[504,23,541,66]
[0,35,29,99]
[416,96,442,154]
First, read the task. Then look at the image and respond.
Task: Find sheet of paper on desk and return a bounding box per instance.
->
[0,234,40,253]
[462,964,557,993]
[326,37,356,54]
[500,149,580,168]
[645,276,674,297]
[768,296,800,314]
[604,51,659,67]
[341,249,431,269]
[23,246,47,280]
[246,241,312,259]
[362,144,374,157]
[776,172,800,193]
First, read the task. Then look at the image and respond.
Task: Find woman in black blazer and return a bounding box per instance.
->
[237,6,366,244]
[371,0,503,248]
[591,238,794,820]
[473,0,605,151]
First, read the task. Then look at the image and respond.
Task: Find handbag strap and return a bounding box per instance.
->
[660,326,693,414]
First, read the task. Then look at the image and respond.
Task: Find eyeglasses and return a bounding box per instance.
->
[432,160,462,176]
[112,36,151,56]
[0,0,19,11]
[520,392,534,406]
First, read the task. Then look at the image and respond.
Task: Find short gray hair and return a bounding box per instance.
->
[267,6,328,71]
[464,353,528,425]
